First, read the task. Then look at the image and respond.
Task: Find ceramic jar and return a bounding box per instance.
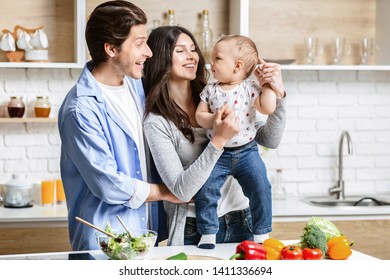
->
[7,96,25,118]
[34,96,51,117]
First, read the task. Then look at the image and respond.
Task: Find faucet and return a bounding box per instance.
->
[329,131,353,200]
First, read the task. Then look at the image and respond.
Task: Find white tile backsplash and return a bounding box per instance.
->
[0,68,389,197]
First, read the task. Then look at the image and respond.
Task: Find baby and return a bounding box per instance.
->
[195,34,277,249]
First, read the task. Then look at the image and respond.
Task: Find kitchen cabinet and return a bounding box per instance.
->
[0,0,86,69]
[0,204,70,255]
[0,226,71,255]
[2,0,389,70]
[271,219,390,260]
[245,0,390,70]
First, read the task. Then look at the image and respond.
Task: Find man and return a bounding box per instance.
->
[58,0,180,250]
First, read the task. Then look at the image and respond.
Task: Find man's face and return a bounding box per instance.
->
[112,24,152,79]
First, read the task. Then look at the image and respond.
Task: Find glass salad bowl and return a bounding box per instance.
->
[96,228,157,260]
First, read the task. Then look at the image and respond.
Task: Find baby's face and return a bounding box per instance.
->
[210,40,237,83]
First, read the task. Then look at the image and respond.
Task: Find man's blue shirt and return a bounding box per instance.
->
[58,62,160,250]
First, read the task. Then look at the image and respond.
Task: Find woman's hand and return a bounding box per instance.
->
[255,58,285,99]
[211,105,240,149]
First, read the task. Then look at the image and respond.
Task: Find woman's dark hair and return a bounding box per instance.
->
[143,26,209,143]
[86,1,147,66]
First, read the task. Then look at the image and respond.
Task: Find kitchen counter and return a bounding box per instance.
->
[0,242,378,260]
[271,196,390,222]
[1,196,389,227]
[0,203,68,228]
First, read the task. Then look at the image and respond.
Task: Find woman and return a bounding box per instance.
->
[143,26,286,246]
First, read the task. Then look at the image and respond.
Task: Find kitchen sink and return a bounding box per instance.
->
[301,195,390,207]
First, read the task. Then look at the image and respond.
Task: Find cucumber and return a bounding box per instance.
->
[167,252,188,260]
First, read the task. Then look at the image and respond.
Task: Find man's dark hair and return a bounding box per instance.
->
[85,1,147,66]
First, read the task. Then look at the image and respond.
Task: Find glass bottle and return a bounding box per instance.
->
[148,19,161,35]
[273,169,286,200]
[167,9,176,26]
[7,96,25,118]
[34,96,51,118]
[201,9,213,64]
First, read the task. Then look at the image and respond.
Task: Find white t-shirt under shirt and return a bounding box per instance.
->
[99,81,148,182]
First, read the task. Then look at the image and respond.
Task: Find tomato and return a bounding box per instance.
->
[302,248,323,260]
[281,245,303,260]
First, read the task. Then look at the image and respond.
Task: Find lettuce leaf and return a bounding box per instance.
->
[307,217,342,241]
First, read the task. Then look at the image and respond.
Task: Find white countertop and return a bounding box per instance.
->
[0,196,389,227]
[0,241,378,260]
[271,196,390,222]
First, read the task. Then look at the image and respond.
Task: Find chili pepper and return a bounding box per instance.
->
[263,238,284,260]
[327,236,352,260]
[167,252,188,260]
[229,240,267,260]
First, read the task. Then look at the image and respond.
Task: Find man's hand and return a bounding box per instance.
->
[147,184,183,203]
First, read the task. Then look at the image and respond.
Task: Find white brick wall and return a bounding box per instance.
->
[0,68,389,198]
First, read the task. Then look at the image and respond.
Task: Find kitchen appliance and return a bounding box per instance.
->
[3,174,33,208]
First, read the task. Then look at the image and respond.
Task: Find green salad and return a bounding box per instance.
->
[98,222,156,260]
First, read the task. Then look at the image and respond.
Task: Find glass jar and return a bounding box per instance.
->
[34,96,51,118]
[7,96,25,118]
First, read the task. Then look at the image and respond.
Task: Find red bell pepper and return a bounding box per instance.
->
[229,240,267,260]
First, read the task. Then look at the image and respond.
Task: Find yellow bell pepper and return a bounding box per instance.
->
[327,236,352,260]
[263,238,284,260]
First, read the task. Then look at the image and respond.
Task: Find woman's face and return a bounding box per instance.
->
[170,33,199,81]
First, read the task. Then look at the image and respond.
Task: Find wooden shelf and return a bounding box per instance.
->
[281,64,390,71]
[0,118,57,123]
[0,62,83,69]
[1,0,389,70]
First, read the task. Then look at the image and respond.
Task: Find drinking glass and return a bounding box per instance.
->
[41,180,55,206]
[359,37,372,65]
[304,37,318,64]
[332,37,345,65]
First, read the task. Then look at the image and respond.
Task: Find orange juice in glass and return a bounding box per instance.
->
[55,179,66,203]
[41,180,55,205]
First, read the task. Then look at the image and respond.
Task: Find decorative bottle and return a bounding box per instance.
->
[273,169,286,200]
[7,96,25,118]
[200,10,213,64]
[167,9,176,26]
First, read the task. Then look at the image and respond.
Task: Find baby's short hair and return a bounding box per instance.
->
[217,34,259,77]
